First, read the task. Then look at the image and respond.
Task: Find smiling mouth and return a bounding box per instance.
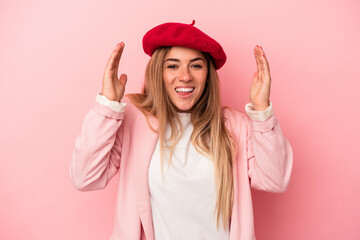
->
[175,87,194,97]
[175,87,194,93]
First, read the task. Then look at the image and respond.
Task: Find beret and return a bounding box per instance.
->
[142,20,226,70]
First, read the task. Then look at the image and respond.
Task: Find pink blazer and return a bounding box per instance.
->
[70,98,293,240]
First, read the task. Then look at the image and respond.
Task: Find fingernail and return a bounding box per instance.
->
[260,46,263,49]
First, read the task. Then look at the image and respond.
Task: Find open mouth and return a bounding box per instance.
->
[175,87,194,97]
[175,87,194,93]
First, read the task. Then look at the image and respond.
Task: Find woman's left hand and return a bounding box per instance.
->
[249,45,271,111]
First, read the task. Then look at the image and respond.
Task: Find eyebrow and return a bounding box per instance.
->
[164,57,205,63]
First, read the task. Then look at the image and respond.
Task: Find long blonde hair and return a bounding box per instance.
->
[127,47,235,230]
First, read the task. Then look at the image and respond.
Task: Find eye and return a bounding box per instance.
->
[167,64,178,69]
[191,64,203,69]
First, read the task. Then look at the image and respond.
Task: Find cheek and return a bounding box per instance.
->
[162,73,171,89]
[199,73,207,89]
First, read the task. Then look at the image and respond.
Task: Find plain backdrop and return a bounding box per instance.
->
[1,0,359,239]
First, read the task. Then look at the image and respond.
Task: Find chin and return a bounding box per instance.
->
[175,107,192,113]
[173,104,194,113]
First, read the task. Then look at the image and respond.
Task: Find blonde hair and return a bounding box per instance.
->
[127,47,235,230]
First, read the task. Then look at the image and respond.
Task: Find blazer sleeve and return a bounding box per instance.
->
[245,113,293,193]
[69,100,125,191]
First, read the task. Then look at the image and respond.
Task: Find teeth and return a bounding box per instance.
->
[176,87,194,92]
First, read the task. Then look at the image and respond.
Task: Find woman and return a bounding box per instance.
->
[70,21,293,240]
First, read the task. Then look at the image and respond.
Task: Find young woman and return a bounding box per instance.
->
[70,21,293,240]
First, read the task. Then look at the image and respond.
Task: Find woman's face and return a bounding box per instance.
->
[163,46,208,112]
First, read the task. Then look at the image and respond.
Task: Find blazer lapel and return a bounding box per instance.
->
[133,113,158,240]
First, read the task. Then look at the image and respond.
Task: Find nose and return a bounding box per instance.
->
[178,67,192,82]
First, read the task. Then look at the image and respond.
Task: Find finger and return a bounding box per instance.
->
[255,46,272,86]
[254,46,261,73]
[119,73,127,86]
[104,43,122,76]
[258,46,271,73]
[117,74,127,100]
[114,42,125,71]
[107,42,125,72]
[255,46,267,74]
[256,46,267,72]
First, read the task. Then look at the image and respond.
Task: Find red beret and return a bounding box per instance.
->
[142,20,227,70]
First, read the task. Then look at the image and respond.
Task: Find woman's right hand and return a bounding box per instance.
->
[101,42,127,102]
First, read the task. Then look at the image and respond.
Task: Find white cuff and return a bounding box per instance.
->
[95,93,127,113]
[245,101,273,121]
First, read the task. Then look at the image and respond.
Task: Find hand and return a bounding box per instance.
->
[249,45,271,111]
[101,42,127,102]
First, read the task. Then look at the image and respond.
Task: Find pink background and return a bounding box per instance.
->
[1,0,359,239]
